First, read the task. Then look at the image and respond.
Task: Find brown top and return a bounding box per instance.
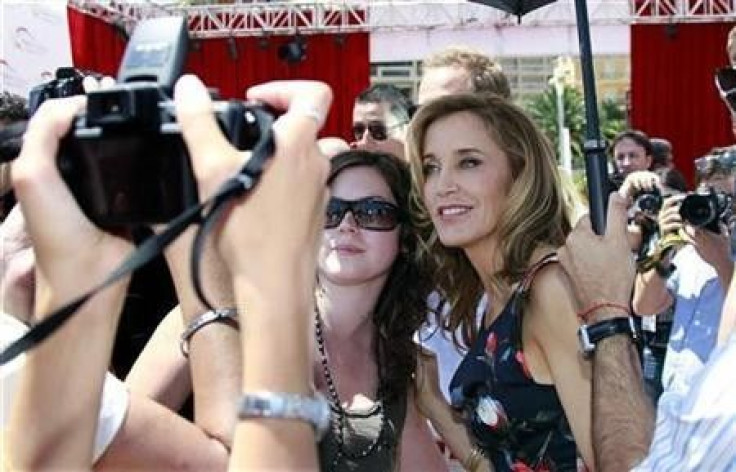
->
[318,392,407,472]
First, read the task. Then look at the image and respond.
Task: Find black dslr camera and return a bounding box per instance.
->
[57,16,272,228]
[679,188,732,233]
[633,187,663,215]
[28,67,87,115]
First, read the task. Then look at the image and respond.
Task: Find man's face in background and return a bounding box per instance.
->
[614,137,653,176]
[351,101,407,160]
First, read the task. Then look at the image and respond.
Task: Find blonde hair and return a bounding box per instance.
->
[423,46,511,99]
[728,25,736,66]
[407,93,571,348]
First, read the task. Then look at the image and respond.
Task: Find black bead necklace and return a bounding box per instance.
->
[314,312,389,470]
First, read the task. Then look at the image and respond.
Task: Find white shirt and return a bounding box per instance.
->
[633,333,736,471]
[417,292,487,401]
[0,313,129,462]
[661,244,730,391]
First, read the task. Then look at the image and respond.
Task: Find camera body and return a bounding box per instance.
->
[633,187,664,215]
[679,188,732,233]
[56,16,273,228]
[28,67,87,115]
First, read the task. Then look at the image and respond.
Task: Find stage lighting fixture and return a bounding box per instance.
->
[278,36,307,64]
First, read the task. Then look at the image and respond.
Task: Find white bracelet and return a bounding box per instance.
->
[180,308,239,357]
[238,391,331,440]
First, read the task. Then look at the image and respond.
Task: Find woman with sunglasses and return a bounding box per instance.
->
[316,149,453,471]
[406,93,596,472]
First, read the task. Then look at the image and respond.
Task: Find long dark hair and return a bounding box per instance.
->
[325,150,432,401]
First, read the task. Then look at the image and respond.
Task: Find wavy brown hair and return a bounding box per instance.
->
[324,150,433,401]
[406,93,571,349]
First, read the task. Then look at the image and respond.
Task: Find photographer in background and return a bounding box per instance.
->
[615,166,686,403]
[629,146,736,394]
[610,130,655,190]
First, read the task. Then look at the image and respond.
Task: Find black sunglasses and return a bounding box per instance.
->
[325,197,402,231]
[351,121,405,142]
[695,150,736,177]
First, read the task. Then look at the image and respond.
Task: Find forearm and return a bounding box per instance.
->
[165,233,241,447]
[94,391,229,472]
[400,398,451,472]
[416,378,491,472]
[632,270,671,316]
[424,396,474,464]
[592,327,654,472]
[7,278,129,470]
[230,265,317,470]
[125,306,191,411]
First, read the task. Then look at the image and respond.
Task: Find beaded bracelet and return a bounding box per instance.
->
[180,308,239,357]
[577,302,630,324]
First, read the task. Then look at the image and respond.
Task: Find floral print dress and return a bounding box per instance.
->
[449,254,587,472]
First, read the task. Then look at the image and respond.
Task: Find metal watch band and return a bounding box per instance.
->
[238,391,331,440]
[179,308,239,357]
[578,316,640,357]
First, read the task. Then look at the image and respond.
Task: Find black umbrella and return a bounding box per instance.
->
[472,0,609,234]
[470,0,557,22]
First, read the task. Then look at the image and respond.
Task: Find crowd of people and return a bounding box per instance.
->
[1,22,736,472]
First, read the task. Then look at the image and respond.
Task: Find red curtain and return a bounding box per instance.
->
[67,7,370,140]
[631,22,735,186]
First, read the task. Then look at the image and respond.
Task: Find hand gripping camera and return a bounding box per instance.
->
[57,16,273,228]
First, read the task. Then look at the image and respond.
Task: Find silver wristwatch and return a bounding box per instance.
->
[238,391,331,440]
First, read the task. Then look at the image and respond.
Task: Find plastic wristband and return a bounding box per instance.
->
[180,308,239,357]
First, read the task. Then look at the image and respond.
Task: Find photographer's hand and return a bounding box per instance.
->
[8,97,133,470]
[174,75,332,470]
[657,194,685,235]
[559,193,635,323]
[618,170,662,202]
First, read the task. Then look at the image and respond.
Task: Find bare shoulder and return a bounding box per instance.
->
[526,261,579,338]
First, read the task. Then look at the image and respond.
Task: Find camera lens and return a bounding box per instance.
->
[680,194,716,227]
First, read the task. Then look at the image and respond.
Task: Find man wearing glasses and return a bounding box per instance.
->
[350,84,412,161]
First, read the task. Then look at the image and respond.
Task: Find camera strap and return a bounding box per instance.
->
[0,109,276,366]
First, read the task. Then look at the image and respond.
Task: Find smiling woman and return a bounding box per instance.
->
[315,149,449,472]
[406,93,595,472]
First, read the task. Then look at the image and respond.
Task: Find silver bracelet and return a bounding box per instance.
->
[180,308,239,357]
[238,391,331,440]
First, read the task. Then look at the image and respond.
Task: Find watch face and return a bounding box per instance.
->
[577,325,595,356]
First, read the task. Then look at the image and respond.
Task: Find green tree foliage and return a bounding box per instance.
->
[525,85,626,170]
